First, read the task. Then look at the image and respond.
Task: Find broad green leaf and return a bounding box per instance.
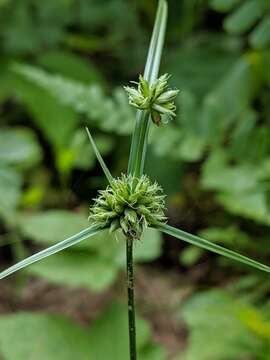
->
[201,150,270,224]
[87,303,166,359]
[228,108,257,161]
[10,69,78,149]
[38,50,104,84]
[85,127,114,186]
[11,63,134,135]
[0,165,22,220]
[0,304,165,360]
[17,210,89,246]
[0,225,103,280]
[157,223,270,273]
[201,57,259,141]
[28,251,118,292]
[224,0,264,34]
[166,35,239,99]
[1,1,69,55]
[0,313,93,360]
[210,0,241,12]
[128,0,168,177]
[0,127,42,168]
[218,191,270,225]
[180,290,261,360]
[201,150,262,193]
[250,17,270,49]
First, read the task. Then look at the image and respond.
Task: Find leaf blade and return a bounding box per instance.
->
[128,0,168,177]
[0,225,103,280]
[85,127,114,186]
[144,0,168,85]
[156,223,270,273]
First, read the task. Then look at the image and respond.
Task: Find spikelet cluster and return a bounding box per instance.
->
[89,175,166,239]
[124,74,179,126]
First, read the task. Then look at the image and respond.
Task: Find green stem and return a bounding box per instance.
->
[127,0,167,177]
[126,236,137,360]
[128,111,150,178]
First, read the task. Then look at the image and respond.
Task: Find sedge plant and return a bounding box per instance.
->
[1,1,270,359]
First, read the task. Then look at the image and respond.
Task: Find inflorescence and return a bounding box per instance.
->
[89,175,166,239]
[124,74,179,126]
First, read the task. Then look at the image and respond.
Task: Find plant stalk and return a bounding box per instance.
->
[126,236,137,360]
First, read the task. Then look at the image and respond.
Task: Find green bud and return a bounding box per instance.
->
[120,217,129,234]
[139,74,149,97]
[124,74,179,126]
[137,205,151,216]
[124,208,138,224]
[157,89,180,104]
[110,218,120,233]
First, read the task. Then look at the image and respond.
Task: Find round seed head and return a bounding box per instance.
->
[89,174,166,239]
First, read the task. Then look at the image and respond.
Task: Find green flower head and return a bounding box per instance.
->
[89,174,166,239]
[124,74,179,126]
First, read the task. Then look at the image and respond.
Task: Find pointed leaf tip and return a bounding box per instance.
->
[85,127,114,186]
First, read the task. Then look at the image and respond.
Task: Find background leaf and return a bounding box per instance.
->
[0,303,166,360]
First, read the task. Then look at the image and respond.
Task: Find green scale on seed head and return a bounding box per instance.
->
[124,74,179,126]
[89,174,166,239]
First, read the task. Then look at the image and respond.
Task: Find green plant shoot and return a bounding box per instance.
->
[0,1,270,360]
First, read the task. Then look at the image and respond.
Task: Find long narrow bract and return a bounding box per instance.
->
[128,0,168,177]
[0,225,103,280]
[157,223,270,273]
[85,127,114,186]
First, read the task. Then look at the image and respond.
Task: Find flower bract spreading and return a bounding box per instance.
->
[89,175,166,239]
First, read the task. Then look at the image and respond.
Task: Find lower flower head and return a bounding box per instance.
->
[89,174,166,239]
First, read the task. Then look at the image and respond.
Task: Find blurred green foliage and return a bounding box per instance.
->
[1,0,270,358]
[179,287,270,360]
[0,303,165,359]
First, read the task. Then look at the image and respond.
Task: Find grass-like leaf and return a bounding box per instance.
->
[157,223,270,273]
[85,127,114,186]
[128,0,168,177]
[0,225,103,280]
[144,0,168,85]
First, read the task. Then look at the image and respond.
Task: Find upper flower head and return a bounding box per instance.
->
[124,74,179,126]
